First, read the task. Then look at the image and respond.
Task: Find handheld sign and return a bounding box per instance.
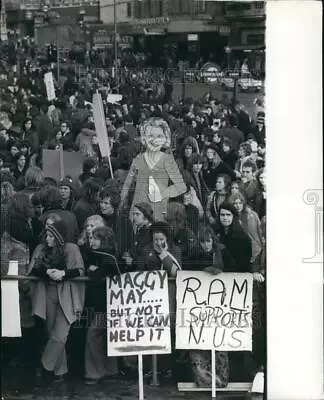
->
[1,261,21,337]
[107,271,171,356]
[176,271,253,351]
[42,148,83,181]
[107,94,123,104]
[92,91,114,178]
[44,72,56,101]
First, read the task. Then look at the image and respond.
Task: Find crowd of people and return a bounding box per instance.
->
[1,44,266,392]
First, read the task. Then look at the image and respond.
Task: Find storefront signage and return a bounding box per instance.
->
[136,17,170,27]
[187,34,199,41]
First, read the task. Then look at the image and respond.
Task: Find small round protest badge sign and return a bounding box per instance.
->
[107,271,171,356]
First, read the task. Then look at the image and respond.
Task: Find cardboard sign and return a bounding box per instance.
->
[1,261,22,337]
[92,92,111,157]
[176,271,253,351]
[107,94,123,104]
[42,149,83,181]
[107,271,171,356]
[44,72,56,101]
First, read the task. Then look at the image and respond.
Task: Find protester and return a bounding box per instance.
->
[27,220,85,382]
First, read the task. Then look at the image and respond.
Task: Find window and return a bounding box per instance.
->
[254,2,264,9]
[127,2,132,17]
[197,0,206,14]
[158,0,163,17]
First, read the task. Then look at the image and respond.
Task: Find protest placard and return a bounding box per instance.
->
[1,261,21,337]
[176,271,253,351]
[107,271,171,357]
[107,94,123,104]
[44,72,56,101]
[42,148,83,181]
[92,92,111,158]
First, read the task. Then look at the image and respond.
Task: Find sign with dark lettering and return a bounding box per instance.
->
[107,271,171,356]
[176,271,253,351]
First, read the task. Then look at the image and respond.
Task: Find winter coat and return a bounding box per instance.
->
[82,247,121,312]
[203,160,236,191]
[137,243,182,278]
[217,224,252,273]
[183,170,210,208]
[28,243,85,325]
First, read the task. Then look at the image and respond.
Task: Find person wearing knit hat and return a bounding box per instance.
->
[28,219,85,382]
[46,220,68,247]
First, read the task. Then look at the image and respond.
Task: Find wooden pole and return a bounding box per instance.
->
[151,355,159,386]
[211,350,216,399]
[138,354,144,400]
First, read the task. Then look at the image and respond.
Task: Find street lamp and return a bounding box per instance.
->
[225,46,231,70]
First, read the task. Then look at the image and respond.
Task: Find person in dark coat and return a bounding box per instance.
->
[117,130,141,171]
[98,186,133,262]
[39,185,80,243]
[79,158,98,185]
[83,226,121,384]
[73,178,102,231]
[216,201,252,273]
[56,121,75,151]
[137,221,182,277]
[202,143,236,191]
[5,192,39,253]
[218,115,244,152]
[34,103,54,146]
[128,202,154,271]
[183,154,210,208]
[241,160,259,210]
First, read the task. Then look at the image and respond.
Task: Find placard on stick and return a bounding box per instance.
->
[107,271,171,356]
[176,271,253,398]
[107,271,171,400]
[176,271,253,351]
[44,72,56,101]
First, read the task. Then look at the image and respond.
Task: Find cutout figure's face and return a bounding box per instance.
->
[144,126,167,152]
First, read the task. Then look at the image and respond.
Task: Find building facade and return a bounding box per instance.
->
[95,0,231,66]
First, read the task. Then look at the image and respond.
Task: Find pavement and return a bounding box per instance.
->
[1,364,263,400]
[1,377,263,400]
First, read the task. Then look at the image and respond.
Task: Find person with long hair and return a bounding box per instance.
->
[216,201,252,273]
[22,166,44,200]
[205,173,231,228]
[228,191,263,266]
[99,186,133,268]
[83,226,121,385]
[202,144,235,191]
[182,154,210,208]
[28,220,85,383]
[73,178,102,231]
[11,151,27,181]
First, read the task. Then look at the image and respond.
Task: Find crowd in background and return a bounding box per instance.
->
[1,41,266,392]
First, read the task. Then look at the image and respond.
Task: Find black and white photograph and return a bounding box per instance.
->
[0,1,322,400]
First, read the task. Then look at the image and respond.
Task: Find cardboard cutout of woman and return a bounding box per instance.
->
[120,118,186,221]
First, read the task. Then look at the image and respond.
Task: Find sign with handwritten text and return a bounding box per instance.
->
[107,271,171,356]
[176,271,253,351]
